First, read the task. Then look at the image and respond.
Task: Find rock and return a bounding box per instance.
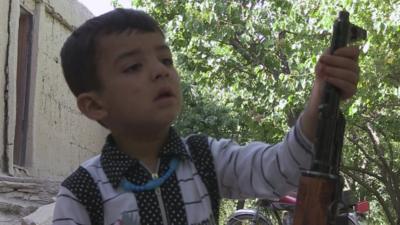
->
[0,187,14,193]
[27,195,42,202]
[17,188,40,194]
[0,176,60,225]
[21,203,55,225]
[0,181,39,189]
[0,202,24,215]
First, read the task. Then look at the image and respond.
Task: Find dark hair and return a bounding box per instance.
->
[60,8,163,96]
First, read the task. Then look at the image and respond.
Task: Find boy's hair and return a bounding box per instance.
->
[60,8,163,96]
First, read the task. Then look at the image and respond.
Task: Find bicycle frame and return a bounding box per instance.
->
[227,196,369,225]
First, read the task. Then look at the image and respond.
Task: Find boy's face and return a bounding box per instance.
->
[94,30,182,134]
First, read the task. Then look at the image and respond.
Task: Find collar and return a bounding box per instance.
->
[100,127,190,188]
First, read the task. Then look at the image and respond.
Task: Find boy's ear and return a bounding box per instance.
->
[76,92,108,122]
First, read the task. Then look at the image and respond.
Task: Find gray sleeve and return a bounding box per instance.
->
[52,187,91,225]
[209,117,313,200]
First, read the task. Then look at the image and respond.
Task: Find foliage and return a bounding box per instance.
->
[115,0,399,224]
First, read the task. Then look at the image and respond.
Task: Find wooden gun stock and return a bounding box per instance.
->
[293,174,337,225]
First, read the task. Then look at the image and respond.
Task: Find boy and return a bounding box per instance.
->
[53,8,360,225]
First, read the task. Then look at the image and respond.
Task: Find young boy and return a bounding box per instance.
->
[53,8,360,225]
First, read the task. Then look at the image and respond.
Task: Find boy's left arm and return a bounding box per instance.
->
[300,46,360,142]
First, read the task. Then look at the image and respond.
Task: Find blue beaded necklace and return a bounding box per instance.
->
[120,158,179,192]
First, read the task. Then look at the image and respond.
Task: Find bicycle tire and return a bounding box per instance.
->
[346,213,359,225]
[226,210,273,225]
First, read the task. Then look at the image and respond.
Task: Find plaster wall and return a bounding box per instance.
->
[0,0,108,179]
[0,0,8,173]
[0,0,19,174]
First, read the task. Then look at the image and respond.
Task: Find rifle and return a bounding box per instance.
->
[293,11,366,225]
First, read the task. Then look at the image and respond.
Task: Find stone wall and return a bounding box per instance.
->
[0,1,110,223]
[0,0,108,180]
[0,175,59,224]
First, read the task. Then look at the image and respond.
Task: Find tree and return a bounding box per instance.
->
[114,0,400,224]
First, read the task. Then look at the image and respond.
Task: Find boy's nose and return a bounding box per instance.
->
[151,62,170,80]
[153,71,169,80]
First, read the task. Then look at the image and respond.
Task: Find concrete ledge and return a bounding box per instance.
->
[21,203,55,225]
[0,176,59,225]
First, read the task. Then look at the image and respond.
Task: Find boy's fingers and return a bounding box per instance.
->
[332,46,360,60]
[319,54,360,74]
[325,76,357,99]
[318,64,359,85]
[314,46,361,101]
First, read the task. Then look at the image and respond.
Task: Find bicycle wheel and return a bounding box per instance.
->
[346,213,359,225]
[336,213,360,225]
[226,209,273,225]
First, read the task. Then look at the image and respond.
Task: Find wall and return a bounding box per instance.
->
[0,0,108,180]
[0,0,19,175]
[0,1,7,173]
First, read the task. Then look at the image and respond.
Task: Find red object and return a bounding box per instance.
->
[355,200,369,214]
[279,195,297,204]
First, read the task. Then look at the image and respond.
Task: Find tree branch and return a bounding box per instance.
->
[227,35,280,79]
[364,122,400,220]
[345,134,382,168]
[344,170,396,225]
[341,165,385,183]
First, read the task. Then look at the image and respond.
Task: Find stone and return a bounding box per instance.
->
[21,203,55,225]
[27,195,41,202]
[0,181,39,189]
[17,188,40,194]
[0,187,14,193]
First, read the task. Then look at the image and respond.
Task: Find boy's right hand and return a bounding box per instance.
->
[301,46,360,142]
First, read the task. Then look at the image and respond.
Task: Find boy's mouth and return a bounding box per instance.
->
[154,88,175,101]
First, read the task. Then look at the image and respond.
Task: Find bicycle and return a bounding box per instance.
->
[226,192,369,225]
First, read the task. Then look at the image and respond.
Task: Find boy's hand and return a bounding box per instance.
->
[301,46,361,142]
[315,46,360,100]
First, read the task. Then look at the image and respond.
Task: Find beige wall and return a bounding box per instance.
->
[0,0,19,175]
[0,1,7,173]
[0,0,108,180]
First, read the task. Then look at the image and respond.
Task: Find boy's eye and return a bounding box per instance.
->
[123,64,142,73]
[162,58,174,66]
